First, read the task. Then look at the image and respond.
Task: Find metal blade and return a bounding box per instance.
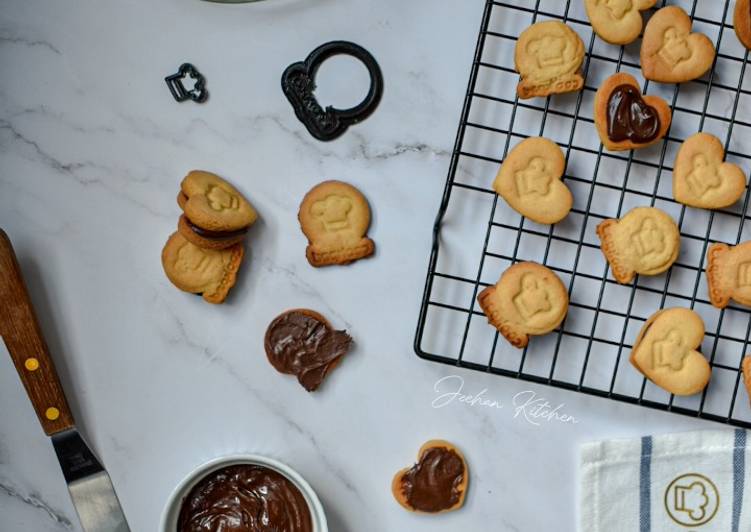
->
[51,429,130,532]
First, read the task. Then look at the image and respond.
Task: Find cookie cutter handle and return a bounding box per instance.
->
[308,41,384,123]
[0,229,74,435]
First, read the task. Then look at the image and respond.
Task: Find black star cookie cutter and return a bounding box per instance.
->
[282,41,384,141]
[165,63,208,103]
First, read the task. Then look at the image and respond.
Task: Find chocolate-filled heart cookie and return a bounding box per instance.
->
[594,73,672,151]
[392,440,468,514]
[177,170,258,250]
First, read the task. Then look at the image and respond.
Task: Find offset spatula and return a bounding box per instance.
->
[0,229,130,532]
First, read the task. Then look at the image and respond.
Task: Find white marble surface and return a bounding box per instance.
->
[0,1,740,531]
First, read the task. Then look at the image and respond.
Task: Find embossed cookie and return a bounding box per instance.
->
[515,21,585,99]
[298,180,375,267]
[178,170,258,250]
[735,0,751,50]
[597,207,680,284]
[161,232,244,304]
[630,308,711,396]
[478,262,568,348]
[707,241,751,309]
[594,72,672,151]
[264,309,352,392]
[493,137,573,224]
[392,440,468,514]
[673,133,746,209]
[641,6,716,83]
[584,0,656,45]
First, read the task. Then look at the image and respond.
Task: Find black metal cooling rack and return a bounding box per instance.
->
[415,0,751,428]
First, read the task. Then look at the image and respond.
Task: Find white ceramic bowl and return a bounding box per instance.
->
[160,454,328,532]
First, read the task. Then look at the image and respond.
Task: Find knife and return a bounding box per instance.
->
[0,229,130,532]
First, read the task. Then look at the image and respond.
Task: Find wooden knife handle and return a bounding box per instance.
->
[0,229,74,435]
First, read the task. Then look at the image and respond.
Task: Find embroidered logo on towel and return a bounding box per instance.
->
[664,473,720,526]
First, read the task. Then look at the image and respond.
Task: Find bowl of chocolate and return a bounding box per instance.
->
[161,454,327,532]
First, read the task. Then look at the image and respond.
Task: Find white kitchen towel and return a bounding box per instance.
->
[581,429,751,531]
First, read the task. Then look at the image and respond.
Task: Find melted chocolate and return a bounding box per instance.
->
[400,447,465,513]
[177,465,313,532]
[264,310,352,392]
[186,217,249,241]
[607,84,660,144]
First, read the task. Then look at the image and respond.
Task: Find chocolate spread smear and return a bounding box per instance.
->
[400,446,466,513]
[264,310,352,391]
[607,84,660,143]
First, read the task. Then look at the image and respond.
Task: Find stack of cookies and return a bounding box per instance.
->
[161,170,257,304]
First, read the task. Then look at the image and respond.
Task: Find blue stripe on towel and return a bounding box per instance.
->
[640,435,652,532]
[732,429,746,532]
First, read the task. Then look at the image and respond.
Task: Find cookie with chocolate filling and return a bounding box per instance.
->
[264,309,352,391]
[594,73,672,152]
[392,440,468,514]
[161,232,244,304]
[177,170,257,250]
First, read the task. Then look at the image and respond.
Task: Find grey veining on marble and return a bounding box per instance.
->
[0,1,733,531]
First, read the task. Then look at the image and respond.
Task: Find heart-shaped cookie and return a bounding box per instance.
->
[630,308,711,396]
[493,137,572,224]
[392,440,468,514]
[180,170,257,232]
[594,72,672,151]
[584,0,657,45]
[177,170,258,250]
[641,6,716,83]
[673,133,747,209]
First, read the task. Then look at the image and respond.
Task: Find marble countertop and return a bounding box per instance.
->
[0,0,734,530]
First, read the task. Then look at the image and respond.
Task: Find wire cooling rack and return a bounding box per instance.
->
[415,0,751,428]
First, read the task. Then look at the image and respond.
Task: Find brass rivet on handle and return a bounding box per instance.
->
[45,407,60,421]
[24,358,40,371]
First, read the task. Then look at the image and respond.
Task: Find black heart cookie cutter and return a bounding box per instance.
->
[282,41,384,142]
[165,63,208,103]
